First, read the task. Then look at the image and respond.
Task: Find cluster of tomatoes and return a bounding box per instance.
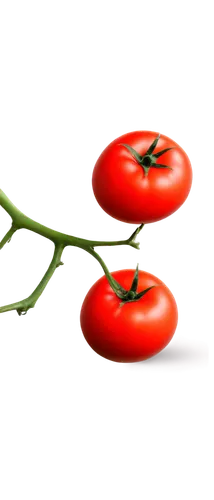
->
[80,131,192,363]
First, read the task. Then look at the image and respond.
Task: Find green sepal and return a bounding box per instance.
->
[145,134,160,155]
[152,164,173,170]
[153,147,174,158]
[120,144,143,163]
[130,264,139,293]
[119,286,155,306]
[135,285,155,300]
[120,135,174,177]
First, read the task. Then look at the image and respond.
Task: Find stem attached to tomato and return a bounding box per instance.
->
[83,253,155,304]
[0,189,144,314]
[84,247,127,298]
[120,133,174,177]
[0,190,143,250]
[1,133,178,316]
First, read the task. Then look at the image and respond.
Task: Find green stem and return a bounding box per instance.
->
[0,189,144,314]
[127,224,146,242]
[85,247,126,296]
[0,244,64,314]
[0,190,142,249]
[0,223,17,250]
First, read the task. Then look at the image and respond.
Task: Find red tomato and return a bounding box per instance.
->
[80,269,178,363]
[92,131,192,223]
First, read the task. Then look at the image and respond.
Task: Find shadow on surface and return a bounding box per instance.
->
[122,337,210,372]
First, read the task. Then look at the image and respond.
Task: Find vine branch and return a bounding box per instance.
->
[0,223,17,250]
[0,244,64,315]
[0,189,144,314]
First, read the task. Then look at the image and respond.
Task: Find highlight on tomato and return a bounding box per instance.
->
[92,131,192,224]
[80,267,178,363]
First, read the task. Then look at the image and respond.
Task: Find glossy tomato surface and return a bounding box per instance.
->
[92,131,192,223]
[80,270,178,363]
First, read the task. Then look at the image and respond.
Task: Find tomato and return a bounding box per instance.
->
[80,269,178,363]
[92,131,192,224]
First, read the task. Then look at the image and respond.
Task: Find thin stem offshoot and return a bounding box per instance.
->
[0,189,144,314]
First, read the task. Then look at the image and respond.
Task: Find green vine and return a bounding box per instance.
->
[0,189,144,315]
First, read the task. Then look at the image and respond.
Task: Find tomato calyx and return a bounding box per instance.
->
[120,134,174,176]
[110,264,155,305]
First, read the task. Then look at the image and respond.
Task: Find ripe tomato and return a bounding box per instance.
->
[80,269,178,363]
[92,131,192,224]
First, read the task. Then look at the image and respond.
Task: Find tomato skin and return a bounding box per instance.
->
[92,131,192,224]
[80,270,178,363]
